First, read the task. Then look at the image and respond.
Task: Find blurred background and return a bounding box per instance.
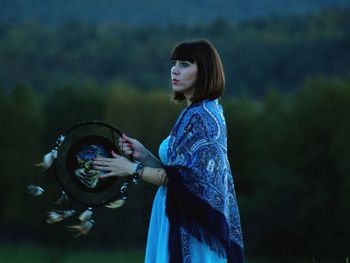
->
[0,0,350,262]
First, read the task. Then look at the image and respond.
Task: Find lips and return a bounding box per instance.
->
[172,78,179,84]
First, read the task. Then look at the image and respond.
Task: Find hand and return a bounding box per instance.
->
[119,134,149,162]
[93,150,134,178]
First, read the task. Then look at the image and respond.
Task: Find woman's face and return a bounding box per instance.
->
[171,60,198,98]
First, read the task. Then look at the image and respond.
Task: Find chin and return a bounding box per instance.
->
[172,85,187,93]
[172,87,183,92]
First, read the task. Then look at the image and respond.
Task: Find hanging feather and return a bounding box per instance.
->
[46,209,75,224]
[67,220,94,237]
[27,185,44,196]
[78,207,93,222]
[104,198,126,209]
[35,149,58,171]
[104,180,129,209]
[53,191,68,205]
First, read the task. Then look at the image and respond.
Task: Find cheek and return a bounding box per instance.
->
[186,69,198,84]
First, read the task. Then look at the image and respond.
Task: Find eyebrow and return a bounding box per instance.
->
[171,60,194,63]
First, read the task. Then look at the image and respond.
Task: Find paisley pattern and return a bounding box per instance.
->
[181,227,191,263]
[165,99,244,262]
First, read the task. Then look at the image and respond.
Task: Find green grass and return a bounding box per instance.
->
[0,244,314,263]
[0,245,144,263]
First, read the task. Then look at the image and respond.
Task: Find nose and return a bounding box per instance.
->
[171,64,180,75]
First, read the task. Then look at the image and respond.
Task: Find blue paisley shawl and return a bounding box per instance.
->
[164,99,244,263]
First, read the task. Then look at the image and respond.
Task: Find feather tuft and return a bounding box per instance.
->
[104,198,126,209]
[35,150,58,171]
[27,185,45,196]
[67,220,94,237]
[46,209,75,224]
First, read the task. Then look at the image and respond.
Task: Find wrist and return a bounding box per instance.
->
[129,162,138,175]
[131,161,143,184]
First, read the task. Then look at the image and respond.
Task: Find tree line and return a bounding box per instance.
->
[0,8,349,97]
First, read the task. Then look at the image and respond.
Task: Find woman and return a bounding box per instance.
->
[93,39,244,263]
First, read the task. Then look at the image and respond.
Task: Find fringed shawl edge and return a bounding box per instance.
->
[165,166,244,263]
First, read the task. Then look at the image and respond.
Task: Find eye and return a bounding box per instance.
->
[179,62,190,68]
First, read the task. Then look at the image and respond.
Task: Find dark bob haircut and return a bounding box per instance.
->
[170,39,225,104]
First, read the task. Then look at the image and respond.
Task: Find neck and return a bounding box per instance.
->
[186,97,192,107]
[184,89,194,106]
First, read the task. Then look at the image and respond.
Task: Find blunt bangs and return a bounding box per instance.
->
[170,42,198,63]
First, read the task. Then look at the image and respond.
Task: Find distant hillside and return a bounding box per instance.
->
[1,0,350,25]
[1,8,349,97]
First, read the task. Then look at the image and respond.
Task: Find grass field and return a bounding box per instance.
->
[0,244,318,263]
[0,245,145,263]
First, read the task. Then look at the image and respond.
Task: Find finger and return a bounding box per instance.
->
[119,142,132,151]
[94,165,111,171]
[95,157,112,162]
[119,137,127,143]
[125,149,133,155]
[93,159,111,166]
[99,172,115,178]
[99,174,109,179]
[123,145,133,152]
[111,150,121,158]
[123,145,133,151]
[122,133,136,143]
[119,140,128,145]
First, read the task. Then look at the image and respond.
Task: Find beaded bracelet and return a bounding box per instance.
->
[132,161,143,184]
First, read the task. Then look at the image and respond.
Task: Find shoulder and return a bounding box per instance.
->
[185,99,224,123]
[182,99,225,139]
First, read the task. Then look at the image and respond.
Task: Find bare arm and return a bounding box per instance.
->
[139,166,168,186]
[141,150,163,169]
